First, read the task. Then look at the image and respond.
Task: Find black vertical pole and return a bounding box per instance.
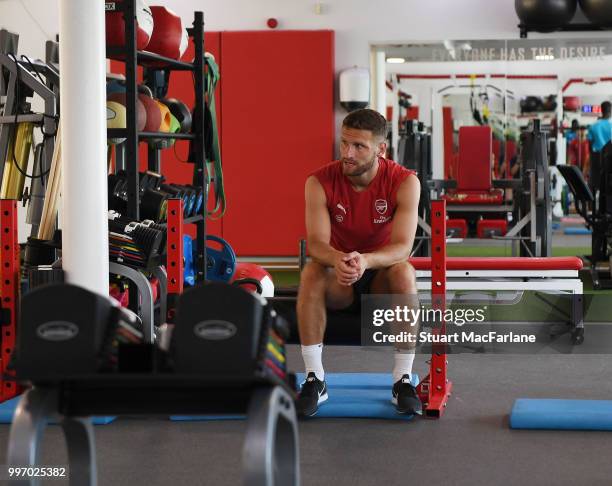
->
[145,69,162,173]
[124,0,139,220]
[193,12,207,282]
[0,71,17,185]
[147,145,161,173]
[123,0,140,316]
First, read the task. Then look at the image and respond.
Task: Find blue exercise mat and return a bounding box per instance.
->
[297,372,420,420]
[0,397,116,425]
[510,398,612,431]
[564,227,591,235]
[171,373,419,421]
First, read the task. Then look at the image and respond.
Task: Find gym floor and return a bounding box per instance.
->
[1,345,611,485]
[1,232,607,485]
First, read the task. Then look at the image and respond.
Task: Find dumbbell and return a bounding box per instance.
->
[160,184,190,217]
[171,282,289,381]
[141,188,169,222]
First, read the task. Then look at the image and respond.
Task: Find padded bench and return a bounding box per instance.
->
[447,219,468,238]
[271,256,585,344]
[476,219,508,238]
[407,256,584,340]
[442,126,504,206]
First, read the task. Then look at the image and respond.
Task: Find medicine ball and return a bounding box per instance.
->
[515,0,577,28]
[542,95,558,112]
[107,92,147,131]
[105,0,154,51]
[169,113,180,134]
[106,101,126,129]
[579,0,612,26]
[152,114,181,149]
[161,98,192,133]
[147,6,188,60]
[231,263,275,298]
[149,103,177,149]
[520,96,544,114]
[107,101,127,144]
[107,80,126,95]
[137,90,162,132]
[563,96,581,111]
[155,100,172,133]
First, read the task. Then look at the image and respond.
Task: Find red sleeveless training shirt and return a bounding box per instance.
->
[312,158,415,253]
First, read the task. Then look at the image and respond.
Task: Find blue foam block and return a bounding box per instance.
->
[0,397,116,425]
[564,227,591,235]
[510,398,612,431]
[170,373,419,421]
[0,397,22,423]
[90,416,117,425]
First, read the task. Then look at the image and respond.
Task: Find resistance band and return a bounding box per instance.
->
[202,53,226,219]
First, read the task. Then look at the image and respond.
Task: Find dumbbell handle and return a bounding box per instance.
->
[233,278,263,294]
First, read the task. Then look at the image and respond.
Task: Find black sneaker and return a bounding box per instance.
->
[296,372,328,417]
[392,374,422,415]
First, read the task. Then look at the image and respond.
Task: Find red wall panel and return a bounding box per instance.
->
[220,30,335,256]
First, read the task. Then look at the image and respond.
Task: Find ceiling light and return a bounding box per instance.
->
[386,57,406,64]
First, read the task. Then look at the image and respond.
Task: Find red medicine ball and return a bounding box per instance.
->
[146,6,188,60]
[106,0,154,51]
[231,263,275,298]
[563,96,581,112]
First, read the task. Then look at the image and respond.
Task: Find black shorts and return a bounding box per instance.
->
[348,269,379,311]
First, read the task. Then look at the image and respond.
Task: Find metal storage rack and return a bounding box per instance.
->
[105,0,209,283]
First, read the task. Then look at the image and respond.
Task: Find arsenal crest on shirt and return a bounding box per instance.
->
[375,199,388,214]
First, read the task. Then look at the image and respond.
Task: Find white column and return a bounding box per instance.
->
[555,86,566,166]
[552,85,566,218]
[375,50,386,116]
[391,76,399,161]
[431,89,444,179]
[59,0,109,295]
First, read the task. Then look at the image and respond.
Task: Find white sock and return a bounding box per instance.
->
[393,349,415,383]
[301,343,324,381]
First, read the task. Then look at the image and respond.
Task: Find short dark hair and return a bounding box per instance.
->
[602,101,611,117]
[342,109,387,140]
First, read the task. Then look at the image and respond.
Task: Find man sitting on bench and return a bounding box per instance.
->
[296,109,422,416]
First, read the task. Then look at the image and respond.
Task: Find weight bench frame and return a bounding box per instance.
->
[414,268,584,343]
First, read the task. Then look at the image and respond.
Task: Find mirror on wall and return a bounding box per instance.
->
[369,37,612,257]
[372,37,612,178]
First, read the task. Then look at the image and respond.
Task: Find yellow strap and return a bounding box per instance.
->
[267,342,285,363]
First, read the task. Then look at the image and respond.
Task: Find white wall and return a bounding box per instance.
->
[1,1,59,57]
[5,0,609,100]
[2,0,608,237]
[1,0,543,94]
[5,0,607,123]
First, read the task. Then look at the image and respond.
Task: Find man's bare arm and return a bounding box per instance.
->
[305,176,345,267]
[362,175,420,269]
